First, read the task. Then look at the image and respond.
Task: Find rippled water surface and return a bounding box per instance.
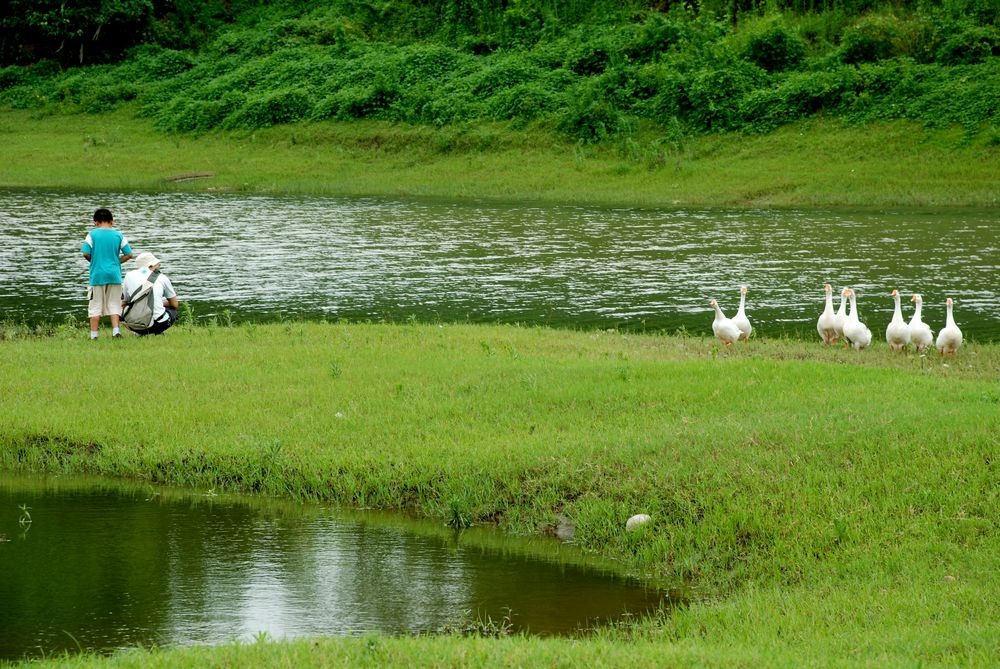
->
[2,190,997,338]
[0,478,668,660]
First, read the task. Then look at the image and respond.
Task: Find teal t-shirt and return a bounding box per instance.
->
[81,227,132,286]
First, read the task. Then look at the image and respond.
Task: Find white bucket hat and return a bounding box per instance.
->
[135,252,161,270]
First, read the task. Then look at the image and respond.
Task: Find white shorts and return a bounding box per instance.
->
[88,284,123,318]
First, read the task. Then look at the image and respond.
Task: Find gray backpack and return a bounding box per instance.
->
[122,269,161,332]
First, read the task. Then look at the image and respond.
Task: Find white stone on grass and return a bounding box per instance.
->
[626,514,651,531]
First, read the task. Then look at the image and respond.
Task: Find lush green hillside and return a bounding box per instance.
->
[2,0,998,148]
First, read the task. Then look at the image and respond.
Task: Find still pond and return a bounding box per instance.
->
[0,477,669,660]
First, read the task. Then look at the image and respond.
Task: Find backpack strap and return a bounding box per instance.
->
[126,268,161,305]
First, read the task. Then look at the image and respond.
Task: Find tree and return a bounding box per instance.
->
[0,0,153,65]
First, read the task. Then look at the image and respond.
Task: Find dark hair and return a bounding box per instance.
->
[93,208,113,222]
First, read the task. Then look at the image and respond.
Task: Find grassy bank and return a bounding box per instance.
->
[2,108,998,207]
[3,323,999,667]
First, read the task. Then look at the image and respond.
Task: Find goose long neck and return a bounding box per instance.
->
[946,302,955,327]
[892,293,902,317]
[825,290,834,311]
[837,293,847,314]
[913,298,922,320]
[739,291,746,311]
[849,293,858,317]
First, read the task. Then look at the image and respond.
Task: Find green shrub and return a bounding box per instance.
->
[935,25,998,65]
[272,14,364,49]
[210,27,278,57]
[742,21,808,72]
[934,0,1000,25]
[223,88,313,128]
[0,66,26,90]
[685,63,765,131]
[795,10,853,51]
[626,11,695,62]
[391,44,472,86]
[838,15,905,63]
[557,84,624,142]
[159,92,246,132]
[466,56,543,96]
[902,61,1000,130]
[127,45,196,79]
[419,90,483,125]
[499,6,549,48]
[324,80,400,120]
[485,82,560,121]
[594,65,662,111]
[741,68,858,131]
[645,67,689,122]
[0,84,48,109]
[561,27,630,75]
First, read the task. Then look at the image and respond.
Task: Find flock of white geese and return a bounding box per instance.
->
[710,284,964,355]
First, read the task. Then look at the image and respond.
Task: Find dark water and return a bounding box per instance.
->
[2,189,998,339]
[0,478,668,660]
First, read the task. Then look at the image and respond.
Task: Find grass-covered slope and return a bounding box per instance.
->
[3,324,999,666]
[3,108,999,207]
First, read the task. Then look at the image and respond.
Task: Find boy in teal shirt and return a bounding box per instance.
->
[81,208,133,339]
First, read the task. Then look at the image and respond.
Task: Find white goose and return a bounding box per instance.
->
[843,289,872,350]
[885,289,911,352]
[908,294,934,353]
[817,283,838,344]
[732,286,752,342]
[710,298,742,347]
[935,297,963,356]
[833,288,849,345]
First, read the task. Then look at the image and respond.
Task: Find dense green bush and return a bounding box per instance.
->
[935,25,998,65]
[685,63,766,131]
[557,87,625,142]
[467,57,544,97]
[127,45,196,78]
[626,11,696,61]
[740,68,859,131]
[327,80,398,120]
[838,15,906,63]
[224,88,313,128]
[486,82,561,122]
[741,21,808,71]
[0,66,25,90]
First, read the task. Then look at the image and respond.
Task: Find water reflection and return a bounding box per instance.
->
[0,478,667,660]
[1,189,997,339]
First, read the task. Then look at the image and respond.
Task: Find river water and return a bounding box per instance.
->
[0,477,669,660]
[1,189,997,339]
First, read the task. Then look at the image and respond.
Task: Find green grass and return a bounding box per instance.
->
[2,323,999,667]
[2,108,998,207]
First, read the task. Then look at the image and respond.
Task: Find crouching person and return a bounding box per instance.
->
[122,252,179,335]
